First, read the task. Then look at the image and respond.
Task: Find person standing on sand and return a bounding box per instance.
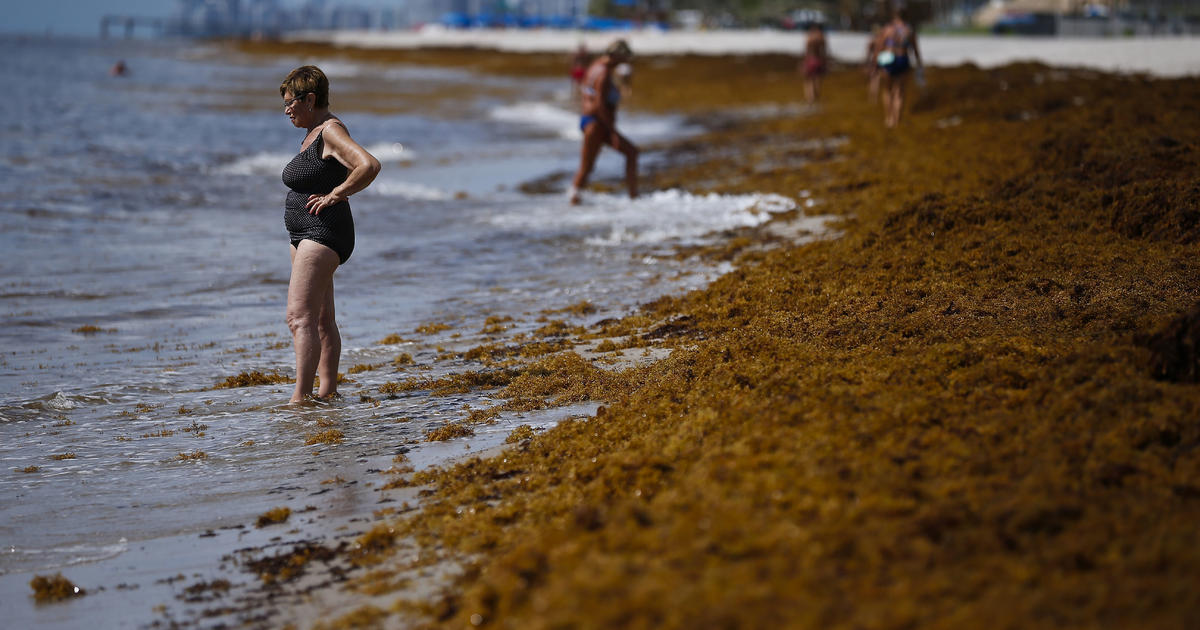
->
[568,39,639,205]
[877,8,923,128]
[279,65,380,403]
[801,22,829,104]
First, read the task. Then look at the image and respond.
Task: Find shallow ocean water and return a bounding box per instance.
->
[0,34,812,626]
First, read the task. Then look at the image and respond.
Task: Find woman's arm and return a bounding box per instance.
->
[307,122,382,215]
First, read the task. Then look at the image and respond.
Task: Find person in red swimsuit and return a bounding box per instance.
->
[801,22,828,104]
[569,43,590,101]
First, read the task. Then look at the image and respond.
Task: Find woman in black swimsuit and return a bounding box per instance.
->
[280,65,380,403]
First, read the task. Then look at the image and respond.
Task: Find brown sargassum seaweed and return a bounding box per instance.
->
[238,42,1200,628]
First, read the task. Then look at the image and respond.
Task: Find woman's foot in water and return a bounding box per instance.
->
[285,392,340,405]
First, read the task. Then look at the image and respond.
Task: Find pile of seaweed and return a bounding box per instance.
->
[241,41,1200,628]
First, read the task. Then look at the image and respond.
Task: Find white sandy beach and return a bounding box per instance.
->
[290,28,1200,78]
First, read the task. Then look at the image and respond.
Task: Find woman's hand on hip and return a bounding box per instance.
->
[306,192,345,215]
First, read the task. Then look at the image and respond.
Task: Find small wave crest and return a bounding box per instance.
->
[208,151,291,177]
[489,101,581,140]
[485,189,796,246]
[370,180,452,201]
[2,538,128,574]
[212,142,415,177]
[488,101,693,141]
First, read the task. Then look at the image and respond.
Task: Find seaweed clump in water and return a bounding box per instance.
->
[305,429,345,445]
[255,506,291,528]
[72,325,114,334]
[30,573,85,602]
[424,422,473,442]
[212,370,292,389]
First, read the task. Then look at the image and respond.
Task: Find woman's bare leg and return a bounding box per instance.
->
[315,279,340,398]
[880,76,893,125]
[287,240,340,402]
[887,75,908,128]
[610,130,639,199]
[891,80,903,127]
[570,122,605,204]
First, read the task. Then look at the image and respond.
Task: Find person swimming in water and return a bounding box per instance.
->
[877,8,923,128]
[279,65,380,403]
[568,39,638,205]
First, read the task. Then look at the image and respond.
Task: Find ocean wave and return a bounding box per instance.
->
[209,141,414,178]
[489,101,581,140]
[364,142,419,163]
[208,151,291,177]
[369,180,452,201]
[488,101,694,141]
[485,189,796,246]
[1,538,128,574]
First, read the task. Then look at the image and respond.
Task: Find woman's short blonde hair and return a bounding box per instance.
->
[280,65,330,109]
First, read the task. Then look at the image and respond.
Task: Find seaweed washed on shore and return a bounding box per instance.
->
[224,43,1200,626]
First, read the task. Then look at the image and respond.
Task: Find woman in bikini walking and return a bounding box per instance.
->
[877,8,923,128]
[568,39,639,205]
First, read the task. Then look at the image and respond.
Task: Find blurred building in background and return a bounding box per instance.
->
[160,0,597,36]
[163,0,400,36]
[97,0,1195,38]
[973,0,1199,34]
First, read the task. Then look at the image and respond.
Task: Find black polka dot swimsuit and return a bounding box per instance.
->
[282,126,354,264]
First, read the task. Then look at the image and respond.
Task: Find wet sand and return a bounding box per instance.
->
[22,39,1200,628]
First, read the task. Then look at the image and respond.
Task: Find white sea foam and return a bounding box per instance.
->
[209,151,291,176]
[485,189,796,246]
[488,101,695,141]
[212,142,414,177]
[489,101,580,139]
[304,59,369,79]
[44,391,78,411]
[370,180,452,201]
[4,538,128,572]
[365,141,418,163]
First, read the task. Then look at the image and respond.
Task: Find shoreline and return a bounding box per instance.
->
[287,28,1200,77]
[16,41,1200,628]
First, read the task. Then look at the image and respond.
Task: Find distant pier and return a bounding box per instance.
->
[100,15,164,39]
